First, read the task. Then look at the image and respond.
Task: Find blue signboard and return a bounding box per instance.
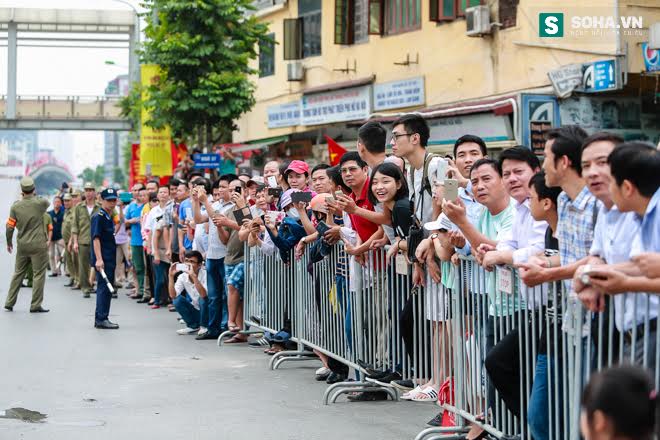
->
[582,60,617,92]
[374,77,425,111]
[192,153,221,169]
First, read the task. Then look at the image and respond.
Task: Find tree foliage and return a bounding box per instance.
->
[78,165,106,187]
[128,0,273,146]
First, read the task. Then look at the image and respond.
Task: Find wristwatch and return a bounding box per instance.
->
[430,233,439,240]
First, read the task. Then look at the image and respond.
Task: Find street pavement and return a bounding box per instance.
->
[0,178,432,440]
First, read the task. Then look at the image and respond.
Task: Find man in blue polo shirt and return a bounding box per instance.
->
[125,183,146,300]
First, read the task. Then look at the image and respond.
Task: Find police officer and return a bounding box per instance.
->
[4,177,50,313]
[61,193,78,287]
[92,188,119,329]
[72,182,99,298]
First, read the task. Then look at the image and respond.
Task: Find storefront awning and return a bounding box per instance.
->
[221,135,289,154]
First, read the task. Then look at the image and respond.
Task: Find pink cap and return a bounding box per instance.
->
[285,160,309,175]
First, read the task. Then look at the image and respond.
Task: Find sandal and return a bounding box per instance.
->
[411,386,439,402]
[401,385,423,401]
[264,344,285,355]
[224,335,248,344]
[228,324,240,333]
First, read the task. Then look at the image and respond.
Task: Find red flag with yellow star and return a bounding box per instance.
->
[325,135,347,166]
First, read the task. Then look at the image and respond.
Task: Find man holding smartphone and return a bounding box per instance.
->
[168,250,207,335]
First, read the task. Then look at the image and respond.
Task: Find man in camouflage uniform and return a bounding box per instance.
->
[62,193,78,288]
[4,177,50,313]
[72,182,99,298]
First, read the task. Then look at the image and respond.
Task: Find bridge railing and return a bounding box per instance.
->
[0,95,124,120]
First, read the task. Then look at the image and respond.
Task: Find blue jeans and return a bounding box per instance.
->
[152,260,170,305]
[205,258,227,336]
[528,354,553,440]
[173,295,200,329]
[335,275,352,352]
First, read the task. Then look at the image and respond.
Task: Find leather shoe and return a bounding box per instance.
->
[136,297,150,304]
[326,372,348,384]
[83,293,90,298]
[64,280,74,287]
[29,307,49,313]
[71,285,81,290]
[94,320,119,329]
[4,305,12,312]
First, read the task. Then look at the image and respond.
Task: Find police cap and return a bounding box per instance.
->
[100,188,118,201]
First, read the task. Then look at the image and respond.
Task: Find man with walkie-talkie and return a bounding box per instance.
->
[91,188,120,330]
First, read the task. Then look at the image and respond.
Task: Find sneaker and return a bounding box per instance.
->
[176,327,200,335]
[390,379,415,392]
[365,371,402,387]
[197,327,208,336]
[357,360,385,377]
[315,366,331,376]
[346,391,389,402]
[315,367,331,381]
[248,337,269,347]
[401,385,423,401]
[426,412,444,427]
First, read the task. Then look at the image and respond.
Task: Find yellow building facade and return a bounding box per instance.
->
[233,0,660,161]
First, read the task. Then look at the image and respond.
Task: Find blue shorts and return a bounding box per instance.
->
[225,262,245,298]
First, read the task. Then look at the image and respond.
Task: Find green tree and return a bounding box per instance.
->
[78,167,96,185]
[113,166,127,188]
[127,0,272,147]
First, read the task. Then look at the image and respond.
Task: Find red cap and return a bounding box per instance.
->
[285,160,309,175]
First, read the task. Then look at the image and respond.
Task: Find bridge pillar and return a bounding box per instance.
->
[6,20,17,120]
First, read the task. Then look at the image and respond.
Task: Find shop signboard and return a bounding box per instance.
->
[374,77,425,111]
[192,153,221,169]
[301,85,371,126]
[642,43,660,72]
[267,101,301,128]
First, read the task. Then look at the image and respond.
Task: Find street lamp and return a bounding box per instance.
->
[108,0,141,86]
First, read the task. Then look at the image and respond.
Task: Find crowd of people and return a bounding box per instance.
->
[6,113,660,440]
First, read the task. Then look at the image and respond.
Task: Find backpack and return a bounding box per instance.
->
[406,153,443,262]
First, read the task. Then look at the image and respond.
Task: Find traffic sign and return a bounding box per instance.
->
[580,59,618,93]
[192,153,221,169]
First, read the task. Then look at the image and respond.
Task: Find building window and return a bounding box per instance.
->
[430,0,481,22]
[384,0,421,35]
[498,0,519,29]
[259,33,275,77]
[284,0,321,59]
[335,0,369,45]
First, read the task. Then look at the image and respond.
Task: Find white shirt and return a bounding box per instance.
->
[206,200,231,260]
[174,268,207,310]
[590,204,658,331]
[496,198,547,265]
[408,156,447,224]
[86,205,94,216]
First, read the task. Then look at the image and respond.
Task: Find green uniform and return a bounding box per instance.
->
[62,208,78,285]
[71,202,100,294]
[5,194,50,310]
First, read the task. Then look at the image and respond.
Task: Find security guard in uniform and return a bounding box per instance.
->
[61,193,78,287]
[4,177,50,313]
[92,188,119,329]
[71,182,99,298]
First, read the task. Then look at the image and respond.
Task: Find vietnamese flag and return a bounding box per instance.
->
[325,135,348,166]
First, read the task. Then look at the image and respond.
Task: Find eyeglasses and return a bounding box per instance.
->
[390,132,414,142]
[340,166,362,175]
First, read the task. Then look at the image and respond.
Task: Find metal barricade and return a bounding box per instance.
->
[239,241,660,439]
[225,245,317,369]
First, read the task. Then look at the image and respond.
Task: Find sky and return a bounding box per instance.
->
[0,0,143,176]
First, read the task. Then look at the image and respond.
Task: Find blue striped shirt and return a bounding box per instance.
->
[556,186,599,291]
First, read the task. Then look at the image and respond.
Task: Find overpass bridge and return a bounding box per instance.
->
[0,7,137,131]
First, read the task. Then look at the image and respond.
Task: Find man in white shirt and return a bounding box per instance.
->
[146,186,172,308]
[481,147,547,269]
[168,250,207,335]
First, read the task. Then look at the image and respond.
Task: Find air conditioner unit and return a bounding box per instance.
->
[287,61,304,81]
[466,5,491,37]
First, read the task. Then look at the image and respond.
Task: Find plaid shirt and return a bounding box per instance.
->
[556,186,599,291]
